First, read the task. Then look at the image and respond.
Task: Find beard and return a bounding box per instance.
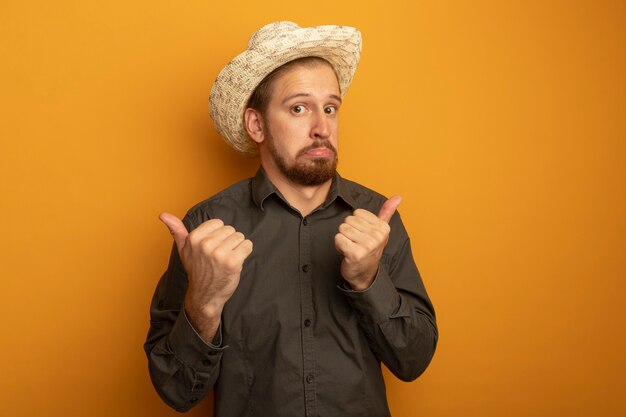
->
[266,132,338,187]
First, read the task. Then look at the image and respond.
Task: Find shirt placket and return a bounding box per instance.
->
[299,215,316,417]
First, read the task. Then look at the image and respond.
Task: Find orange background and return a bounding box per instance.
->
[1,1,625,416]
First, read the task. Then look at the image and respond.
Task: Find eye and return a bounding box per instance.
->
[292,105,305,114]
[324,106,337,115]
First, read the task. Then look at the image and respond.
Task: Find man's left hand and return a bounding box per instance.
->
[335,195,402,291]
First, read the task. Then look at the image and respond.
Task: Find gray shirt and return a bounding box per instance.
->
[144,168,438,417]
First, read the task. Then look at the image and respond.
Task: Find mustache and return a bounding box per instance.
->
[296,141,337,158]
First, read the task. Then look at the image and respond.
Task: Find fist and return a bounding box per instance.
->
[159,213,253,313]
[334,196,401,291]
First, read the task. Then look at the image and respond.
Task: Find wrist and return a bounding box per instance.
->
[349,281,371,292]
[184,297,225,341]
[184,297,225,321]
[347,272,376,292]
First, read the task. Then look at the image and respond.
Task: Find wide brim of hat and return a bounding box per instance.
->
[209,25,361,157]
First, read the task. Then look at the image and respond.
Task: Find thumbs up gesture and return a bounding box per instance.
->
[159,213,253,341]
[334,196,402,291]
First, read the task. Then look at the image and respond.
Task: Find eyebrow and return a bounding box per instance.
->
[282,93,343,105]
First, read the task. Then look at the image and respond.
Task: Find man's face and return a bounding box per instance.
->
[260,62,341,186]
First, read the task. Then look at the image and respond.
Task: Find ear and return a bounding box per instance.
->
[244,108,265,144]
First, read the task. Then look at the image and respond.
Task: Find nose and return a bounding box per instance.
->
[310,112,330,140]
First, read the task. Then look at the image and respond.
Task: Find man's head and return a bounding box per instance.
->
[244,57,340,186]
[209,21,361,157]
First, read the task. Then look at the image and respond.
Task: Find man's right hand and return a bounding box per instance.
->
[159,212,254,342]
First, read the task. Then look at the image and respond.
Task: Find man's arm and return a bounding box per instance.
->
[335,197,438,381]
[144,246,224,411]
[144,212,252,411]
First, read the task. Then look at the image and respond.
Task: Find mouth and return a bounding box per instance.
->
[303,147,335,158]
[298,142,337,159]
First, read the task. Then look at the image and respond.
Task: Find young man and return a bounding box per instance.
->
[145,22,437,417]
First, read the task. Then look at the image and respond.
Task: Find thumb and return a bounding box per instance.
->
[159,212,189,253]
[377,195,402,223]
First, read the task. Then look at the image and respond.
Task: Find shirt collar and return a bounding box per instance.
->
[327,172,358,210]
[251,167,358,211]
[251,167,277,210]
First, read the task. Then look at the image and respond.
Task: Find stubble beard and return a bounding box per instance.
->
[266,131,338,187]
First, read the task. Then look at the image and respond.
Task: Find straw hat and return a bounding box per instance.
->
[209,21,362,157]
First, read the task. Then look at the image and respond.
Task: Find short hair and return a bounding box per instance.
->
[246,56,336,115]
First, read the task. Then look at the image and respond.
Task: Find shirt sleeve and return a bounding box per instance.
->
[338,212,438,382]
[144,216,227,412]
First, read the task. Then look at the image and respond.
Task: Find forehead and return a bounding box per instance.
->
[269,62,341,100]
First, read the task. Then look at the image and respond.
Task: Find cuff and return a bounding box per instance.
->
[338,266,405,324]
[167,309,227,367]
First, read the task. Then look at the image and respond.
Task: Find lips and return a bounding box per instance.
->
[298,141,337,158]
[304,147,335,158]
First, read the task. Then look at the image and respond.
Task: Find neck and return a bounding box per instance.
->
[262,165,332,217]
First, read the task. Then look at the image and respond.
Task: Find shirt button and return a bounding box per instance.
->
[304,319,312,327]
[306,374,314,384]
[302,264,309,273]
[303,218,308,225]
[194,383,204,390]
